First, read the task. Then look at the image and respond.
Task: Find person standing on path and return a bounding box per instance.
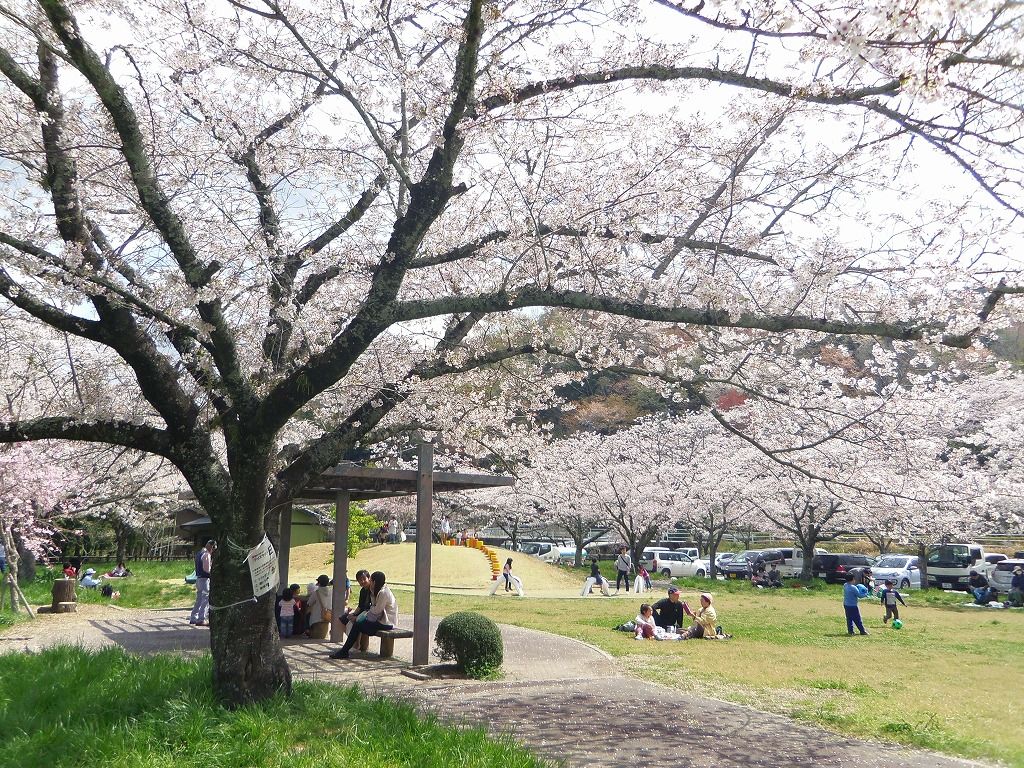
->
[614,546,633,593]
[843,572,869,635]
[189,539,216,626]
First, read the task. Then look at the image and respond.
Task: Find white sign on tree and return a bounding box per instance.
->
[244,536,279,599]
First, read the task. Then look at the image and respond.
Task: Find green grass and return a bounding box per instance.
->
[0,646,544,768]
[8,561,196,614]
[421,583,1024,767]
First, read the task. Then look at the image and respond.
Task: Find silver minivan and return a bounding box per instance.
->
[990,559,1024,594]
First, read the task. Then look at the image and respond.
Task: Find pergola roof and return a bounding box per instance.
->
[293,463,514,503]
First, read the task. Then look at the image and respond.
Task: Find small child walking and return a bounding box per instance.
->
[843,573,869,635]
[878,579,907,623]
[278,587,296,638]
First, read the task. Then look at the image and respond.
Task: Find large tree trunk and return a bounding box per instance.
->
[205,437,292,707]
[917,543,929,591]
[801,539,815,580]
[210,557,291,706]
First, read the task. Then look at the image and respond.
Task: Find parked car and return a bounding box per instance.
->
[812,553,875,583]
[871,555,921,589]
[990,559,1024,594]
[639,547,674,572]
[719,550,764,580]
[521,541,584,564]
[1015,551,1024,559]
[714,552,737,570]
[982,553,1007,577]
[651,550,711,579]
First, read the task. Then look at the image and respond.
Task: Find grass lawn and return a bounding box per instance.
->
[423,580,1024,767]
[0,646,543,768]
[1,561,195,626]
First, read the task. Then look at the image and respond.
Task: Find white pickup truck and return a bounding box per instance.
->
[926,543,989,591]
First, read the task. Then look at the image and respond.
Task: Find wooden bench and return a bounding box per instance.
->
[356,628,414,659]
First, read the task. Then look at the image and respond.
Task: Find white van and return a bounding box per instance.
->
[777,547,828,578]
[521,541,585,564]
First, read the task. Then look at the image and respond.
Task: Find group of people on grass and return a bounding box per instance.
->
[632,587,726,640]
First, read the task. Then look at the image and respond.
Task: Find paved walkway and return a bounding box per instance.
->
[3,606,989,768]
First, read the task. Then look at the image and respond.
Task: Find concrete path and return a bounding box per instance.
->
[4,606,989,768]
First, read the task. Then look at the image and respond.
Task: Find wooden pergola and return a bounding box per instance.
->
[280,443,513,665]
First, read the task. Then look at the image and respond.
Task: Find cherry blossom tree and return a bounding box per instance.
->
[0,0,1022,704]
[0,444,62,597]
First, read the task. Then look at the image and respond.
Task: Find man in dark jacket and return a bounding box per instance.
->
[652,586,690,630]
[967,570,990,603]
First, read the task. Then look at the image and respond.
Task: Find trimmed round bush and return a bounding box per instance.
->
[434,611,503,678]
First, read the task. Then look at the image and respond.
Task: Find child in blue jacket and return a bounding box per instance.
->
[878,579,907,623]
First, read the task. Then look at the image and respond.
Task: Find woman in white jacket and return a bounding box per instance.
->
[330,571,396,659]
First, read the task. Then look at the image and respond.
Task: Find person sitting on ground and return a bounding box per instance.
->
[105,561,132,578]
[680,592,719,639]
[766,562,783,588]
[967,570,990,603]
[652,586,691,631]
[974,585,999,606]
[634,603,657,639]
[62,562,77,579]
[338,570,373,637]
[330,571,397,659]
[1009,566,1024,608]
[80,568,102,588]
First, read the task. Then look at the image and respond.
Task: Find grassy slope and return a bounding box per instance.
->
[0,646,543,768]
[423,580,1024,767]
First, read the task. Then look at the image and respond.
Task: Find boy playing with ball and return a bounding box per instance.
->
[878,579,907,624]
[843,573,869,636]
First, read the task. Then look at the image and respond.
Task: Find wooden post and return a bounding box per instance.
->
[330,491,350,642]
[413,441,433,666]
[277,502,293,592]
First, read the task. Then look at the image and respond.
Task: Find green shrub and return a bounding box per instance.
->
[434,611,503,678]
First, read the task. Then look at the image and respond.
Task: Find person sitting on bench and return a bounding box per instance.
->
[338,569,373,636]
[330,571,396,659]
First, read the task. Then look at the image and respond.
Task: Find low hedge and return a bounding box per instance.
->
[434,611,503,679]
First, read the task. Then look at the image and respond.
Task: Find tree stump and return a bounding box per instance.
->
[51,578,77,613]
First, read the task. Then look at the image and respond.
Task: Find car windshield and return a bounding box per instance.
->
[928,545,971,568]
[736,551,758,561]
[876,557,908,569]
[521,543,541,555]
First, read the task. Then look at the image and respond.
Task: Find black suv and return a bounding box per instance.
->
[721,549,784,579]
[812,553,874,583]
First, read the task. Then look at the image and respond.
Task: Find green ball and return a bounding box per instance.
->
[891,619,904,630]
